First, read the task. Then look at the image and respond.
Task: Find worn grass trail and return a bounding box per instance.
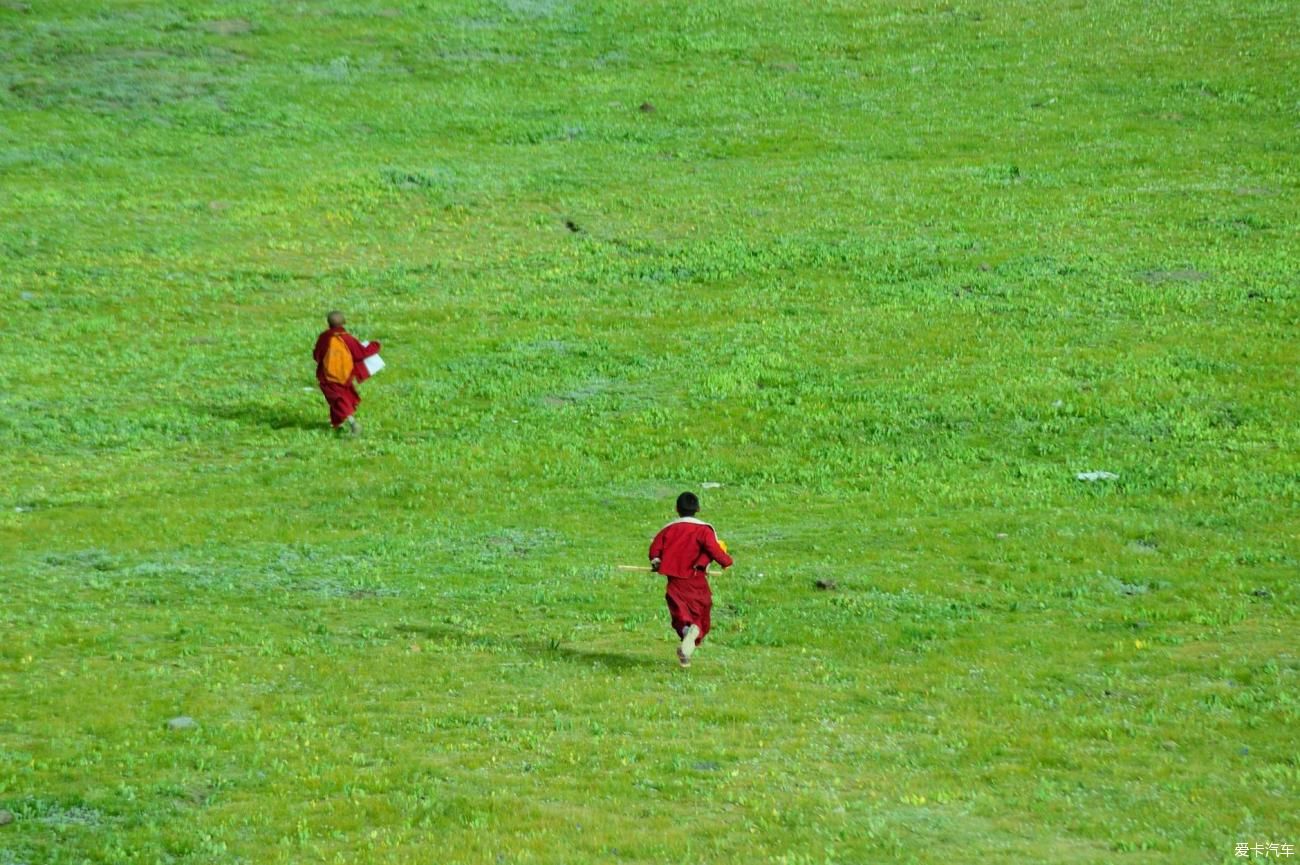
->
[1,1,1297,863]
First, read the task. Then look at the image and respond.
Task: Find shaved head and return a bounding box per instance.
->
[327,310,346,328]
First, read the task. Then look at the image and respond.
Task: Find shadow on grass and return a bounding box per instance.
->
[394,624,660,669]
[207,403,325,432]
[548,646,661,670]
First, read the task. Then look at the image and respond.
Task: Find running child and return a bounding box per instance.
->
[648,492,733,668]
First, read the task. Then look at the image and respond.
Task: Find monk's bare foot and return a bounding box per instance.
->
[345,416,361,436]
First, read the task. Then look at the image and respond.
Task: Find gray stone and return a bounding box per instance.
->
[0,809,13,825]
[1076,471,1119,482]
[167,716,198,731]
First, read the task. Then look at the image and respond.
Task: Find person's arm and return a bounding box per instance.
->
[649,530,666,572]
[701,527,733,569]
[340,334,380,382]
[312,333,329,364]
[341,333,380,360]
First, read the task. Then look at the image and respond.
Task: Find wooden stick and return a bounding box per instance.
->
[616,565,653,571]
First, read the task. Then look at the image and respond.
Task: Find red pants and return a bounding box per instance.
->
[319,381,360,427]
[665,574,712,642]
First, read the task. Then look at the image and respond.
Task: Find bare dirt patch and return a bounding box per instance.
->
[202,18,252,35]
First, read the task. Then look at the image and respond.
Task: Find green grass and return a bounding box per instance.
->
[1,1,1296,862]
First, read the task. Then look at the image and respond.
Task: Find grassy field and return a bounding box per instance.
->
[1,0,1297,862]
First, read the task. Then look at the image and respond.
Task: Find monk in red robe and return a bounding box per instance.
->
[649,492,733,667]
[312,311,381,434]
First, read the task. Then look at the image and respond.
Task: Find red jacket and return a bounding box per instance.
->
[313,328,381,385]
[649,517,733,579]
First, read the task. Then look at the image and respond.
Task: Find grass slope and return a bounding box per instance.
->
[1,1,1296,863]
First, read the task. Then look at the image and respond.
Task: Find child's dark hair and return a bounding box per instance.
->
[676,492,700,516]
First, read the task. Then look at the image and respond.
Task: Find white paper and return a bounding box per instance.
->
[360,341,384,375]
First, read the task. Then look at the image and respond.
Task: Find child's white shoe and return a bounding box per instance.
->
[678,624,701,667]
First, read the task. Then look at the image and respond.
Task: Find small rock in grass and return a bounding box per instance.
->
[700,482,723,489]
[639,101,655,113]
[692,761,720,772]
[1160,740,1178,752]
[1076,471,1118,482]
[564,219,581,233]
[1251,588,1271,599]
[20,292,36,301]
[815,579,837,591]
[167,716,198,731]
[995,532,1008,539]
[0,809,13,826]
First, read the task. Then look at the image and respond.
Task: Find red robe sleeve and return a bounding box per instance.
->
[339,333,380,359]
[649,528,667,566]
[339,333,381,382]
[700,527,733,569]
